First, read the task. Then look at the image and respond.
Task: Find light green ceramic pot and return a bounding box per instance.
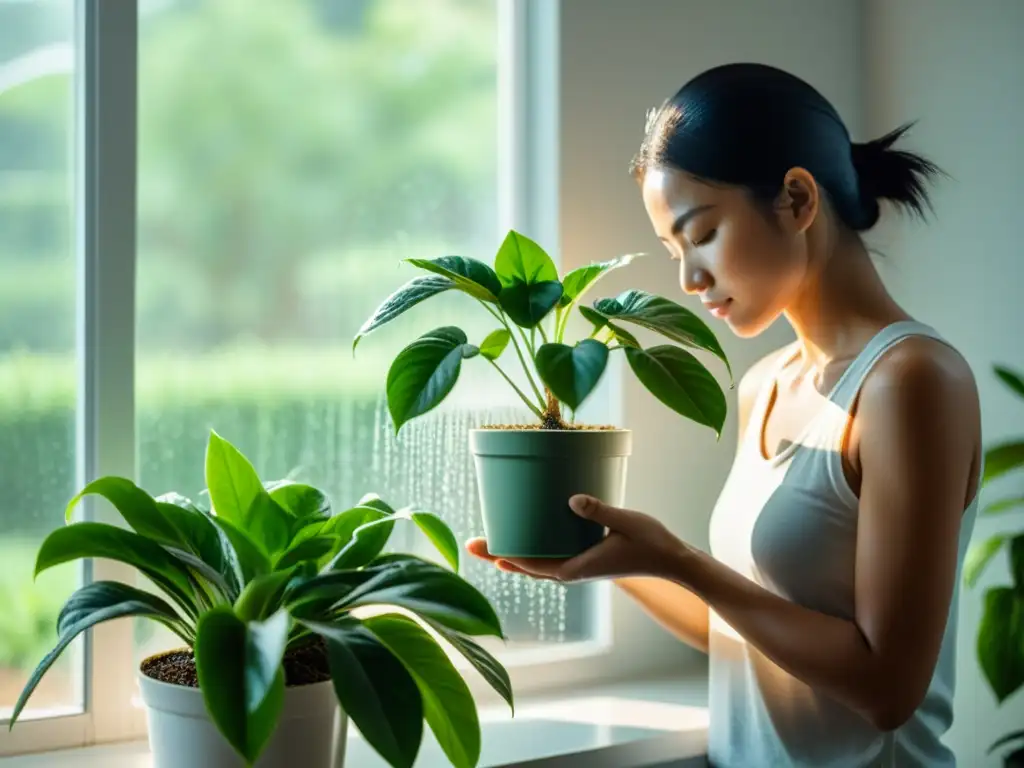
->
[469,428,632,558]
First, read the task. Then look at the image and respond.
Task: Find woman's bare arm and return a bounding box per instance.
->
[612,349,786,654]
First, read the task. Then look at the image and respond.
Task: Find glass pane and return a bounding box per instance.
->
[135,0,591,666]
[0,1,82,721]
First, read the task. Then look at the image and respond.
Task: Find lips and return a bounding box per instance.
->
[702,298,732,318]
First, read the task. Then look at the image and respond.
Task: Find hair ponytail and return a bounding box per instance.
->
[849,122,943,231]
[633,64,946,235]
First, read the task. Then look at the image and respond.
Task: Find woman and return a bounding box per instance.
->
[467,63,981,767]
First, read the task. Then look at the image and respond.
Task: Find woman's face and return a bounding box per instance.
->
[640,167,813,338]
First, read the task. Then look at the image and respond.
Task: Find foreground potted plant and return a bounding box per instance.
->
[9,431,512,768]
[964,364,1024,767]
[354,229,731,557]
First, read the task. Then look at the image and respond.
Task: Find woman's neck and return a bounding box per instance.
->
[784,230,911,372]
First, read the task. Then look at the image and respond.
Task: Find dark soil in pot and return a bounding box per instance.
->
[140,637,331,688]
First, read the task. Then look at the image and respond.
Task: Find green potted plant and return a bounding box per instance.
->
[354,229,731,558]
[9,431,512,768]
[964,364,1024,767]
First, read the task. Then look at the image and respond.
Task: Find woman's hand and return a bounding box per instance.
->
[465,494,691,582]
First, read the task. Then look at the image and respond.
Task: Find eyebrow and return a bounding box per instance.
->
[670,204,716,237]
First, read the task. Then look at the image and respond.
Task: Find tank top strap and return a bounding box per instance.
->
[828,320,947,412]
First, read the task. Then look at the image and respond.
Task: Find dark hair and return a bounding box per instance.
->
[630,63,942,232]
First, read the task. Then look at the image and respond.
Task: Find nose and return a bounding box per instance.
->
[681,261,712,295]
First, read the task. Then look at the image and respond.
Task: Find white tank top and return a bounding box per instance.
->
[707,321,979,767]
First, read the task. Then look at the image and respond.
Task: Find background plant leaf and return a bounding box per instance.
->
[559,253,640,307]
[995,365,1024,399]
[982,496,1024,516]
[965,535,1007,588]
[386,327,477,432]
[305,618,424,768]
[353,275,454,352]
[984,441,1024,484]
[977,587,1024,704]
[365,613,481,768]
[479,328,511,361]
[535,340,609,411]
[625,345,727,436]
[493,230,558,286]
[206,430,264,527]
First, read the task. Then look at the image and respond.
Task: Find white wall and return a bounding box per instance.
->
[864,1,1024,764]
[558,0,863,677]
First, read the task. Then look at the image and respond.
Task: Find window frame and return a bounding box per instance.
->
[0,0,619,756]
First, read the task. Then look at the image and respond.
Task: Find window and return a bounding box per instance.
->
[1,0,602,757]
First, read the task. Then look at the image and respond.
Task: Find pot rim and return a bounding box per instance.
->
[468,426,631,433]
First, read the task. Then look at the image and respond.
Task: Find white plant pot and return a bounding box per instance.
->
[138,670,347,768]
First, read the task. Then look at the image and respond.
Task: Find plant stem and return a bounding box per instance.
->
[537,323,550,345]
[488,360,544,419]
[477,299,546,406]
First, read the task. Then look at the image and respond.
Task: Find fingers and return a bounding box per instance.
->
[465,537,498,562]
[569,494,638,534]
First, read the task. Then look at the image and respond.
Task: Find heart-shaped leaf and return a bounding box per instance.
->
[559,253,640,307]
[365,613,481,768]
[494,230,558,286]
[984,441,1024,484]
[304,618,424,768]
[535,340,610,411]
[497,279,564,329]
[965,535,1007,588]
[625,345,727,436]
[479,329,511,361]
[995,366,1024,400]
[206,431,264,527]
[405,256,501,302]
[594,290,731,379]
[977,587,1024,703]
[9,585,190,729]
[353,275,455,352]
[194,608,290,764]
[386,327,478,432]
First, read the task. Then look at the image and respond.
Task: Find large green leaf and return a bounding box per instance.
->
[304,618,424,768]
[323,506,392,570]
[242,491,292,557]
[34,522,197,616]
[493,230,558,286]
[206,430,264,527]
[386,327,478,432]
[578,306,640,348]
[210,516,272,585]
[535,340,609,411]
[995,366,1024,399]
[421,616,513,714]
[357,493,397,516]
[404,510,460,572]
[268,482,331,520]
[965,535,1007,588]
[235,570,297,622]
[984,441,1024,484]
[194,608,290,764]
[56,581,189,642]
[274,536,338,572]
[156,495,241,598]
[625,345,727,436]
[594,290,732,379]
[559,253,640,308]
[65,476,181,544]
[977,587,1024,704]
[497,279,563,329]
[989,729,1024,756]
[479,329,511,361]
[353,275,455,352]
[284,563,395,616]
[8,590,189,728]
[405,256,501,302]
[366,614,481,768]
[339,559,503,637]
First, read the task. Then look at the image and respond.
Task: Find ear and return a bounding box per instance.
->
[776,167,819,234]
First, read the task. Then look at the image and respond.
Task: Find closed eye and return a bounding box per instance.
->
[692,229,717,247]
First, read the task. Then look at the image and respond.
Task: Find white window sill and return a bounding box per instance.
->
[0,674,709,768]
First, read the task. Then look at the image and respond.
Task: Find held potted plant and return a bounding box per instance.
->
[963,364,1024,768]
[9,431,512,768]
[354,229,731,558]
